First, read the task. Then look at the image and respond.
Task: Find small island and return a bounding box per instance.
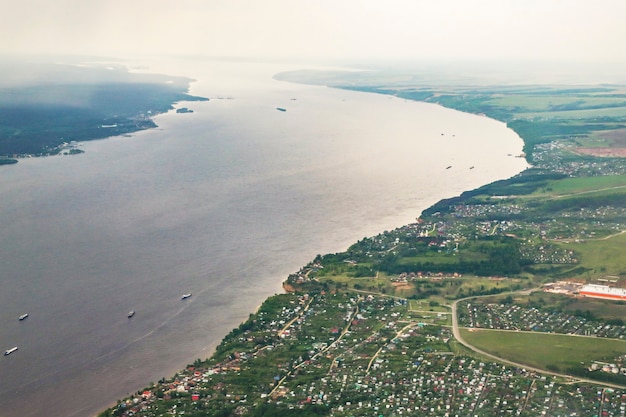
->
[176,107,194,114]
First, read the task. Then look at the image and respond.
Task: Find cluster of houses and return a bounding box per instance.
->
[286,261,324,285]
[107,290,626,417]
[392,271,463,283]
[460,301,626,338]
[589,360,626,376]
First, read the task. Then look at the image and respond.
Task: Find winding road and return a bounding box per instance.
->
[450,291,626,389]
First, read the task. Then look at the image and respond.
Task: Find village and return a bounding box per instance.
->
[105,290,626,417]
[458,279,626,340]
[460,299,626,339]
[102,71,626,417]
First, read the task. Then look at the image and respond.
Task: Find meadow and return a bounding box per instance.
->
[460,328,626,377]
[559,231,626,278]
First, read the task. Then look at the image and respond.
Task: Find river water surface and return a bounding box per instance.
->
[0,58,527,417]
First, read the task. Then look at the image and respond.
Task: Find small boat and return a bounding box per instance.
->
[18,313,29,321]
[4,347,18,356]
[276,107,287,112]
[127,310,135,318]
[446,166,452,170]
[181,293,192,300]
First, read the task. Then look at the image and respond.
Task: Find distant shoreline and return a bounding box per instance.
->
[0,157,18,165]
[0,59,529,417]
[0,61,208,160]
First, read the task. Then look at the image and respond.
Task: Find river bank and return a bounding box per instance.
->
[0,58,526,417]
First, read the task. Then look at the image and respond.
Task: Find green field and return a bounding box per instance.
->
[530,174,626,196]
[516,106,626,119]
[407,299,450,312]
[487,94,626,112]
[460,329,626,376]
[559,231,626,278]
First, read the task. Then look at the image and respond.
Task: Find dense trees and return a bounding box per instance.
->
[0,70,208,156]
[375,236,522,277]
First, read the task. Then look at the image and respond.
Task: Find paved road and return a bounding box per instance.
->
[451,292,626,390]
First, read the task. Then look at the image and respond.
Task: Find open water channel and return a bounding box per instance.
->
[0,58,527,416]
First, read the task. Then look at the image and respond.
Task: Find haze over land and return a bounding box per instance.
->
[1,0,626,78]
[3,2,626,417]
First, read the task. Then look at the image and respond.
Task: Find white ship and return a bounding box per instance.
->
[4,347,18,356]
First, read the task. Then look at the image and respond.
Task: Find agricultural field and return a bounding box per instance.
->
[460,329,626,379]
[525,174,626,196]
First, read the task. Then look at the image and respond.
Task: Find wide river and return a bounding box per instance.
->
[0,58,527,417]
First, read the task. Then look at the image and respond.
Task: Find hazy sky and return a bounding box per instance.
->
[2,0,625,64]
